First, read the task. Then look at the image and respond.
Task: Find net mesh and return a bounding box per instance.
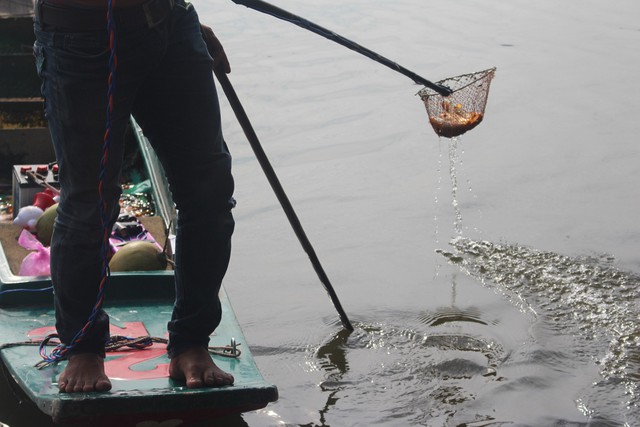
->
[418,67,496,138]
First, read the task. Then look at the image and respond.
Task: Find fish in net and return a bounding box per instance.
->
[418,67,496,138]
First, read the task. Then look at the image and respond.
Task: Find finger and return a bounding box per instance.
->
[215,52,231,74]
[201,25,231,73]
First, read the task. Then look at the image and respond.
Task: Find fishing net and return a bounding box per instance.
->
[418,67,496,138]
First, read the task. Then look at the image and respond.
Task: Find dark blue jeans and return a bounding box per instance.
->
[34,0,234,358]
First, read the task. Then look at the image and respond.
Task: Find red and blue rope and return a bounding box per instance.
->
[39,0,118,364]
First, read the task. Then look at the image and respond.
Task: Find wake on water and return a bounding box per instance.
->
[260,141,637,427]
[439,237,640,426]
[428,136,638,425]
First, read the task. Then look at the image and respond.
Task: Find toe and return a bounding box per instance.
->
[61,377,77,393]
[225,373,234,385]
[72,380,85,393]
[204,371,216,386]
[204,368,233,386]
[186,375,204,389]
[96,378,112,392]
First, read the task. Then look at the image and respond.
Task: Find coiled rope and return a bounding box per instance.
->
[0,338,241,370]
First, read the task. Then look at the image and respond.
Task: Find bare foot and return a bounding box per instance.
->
[58,353,112,393]
[169,346,234,388]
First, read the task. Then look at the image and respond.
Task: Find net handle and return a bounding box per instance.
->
[232,0,453,96]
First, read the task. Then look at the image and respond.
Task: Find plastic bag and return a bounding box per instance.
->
[18,229,51,276]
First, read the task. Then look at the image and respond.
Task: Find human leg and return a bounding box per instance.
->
[131,1,234,386]
[34,17,133,392]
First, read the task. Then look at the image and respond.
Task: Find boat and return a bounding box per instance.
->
[0,7,278,426]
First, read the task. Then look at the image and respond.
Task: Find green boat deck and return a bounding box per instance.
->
[0,289,278,425]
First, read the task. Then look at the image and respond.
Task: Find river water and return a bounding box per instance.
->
[203,0,640,425]
[3,0,640,426]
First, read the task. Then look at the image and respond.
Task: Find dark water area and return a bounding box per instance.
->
[2,0,640,426]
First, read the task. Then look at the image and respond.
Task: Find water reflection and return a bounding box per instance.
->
[299,328,351,427]
[421,309,489,327]
[300,304,510,427]
[420,275,491,328]
[291,244,640,427]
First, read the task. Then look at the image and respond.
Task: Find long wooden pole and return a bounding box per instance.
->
[213,68,354,332]
[232,0,452,96]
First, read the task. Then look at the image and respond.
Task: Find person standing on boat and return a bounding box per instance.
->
[33,0,235,392]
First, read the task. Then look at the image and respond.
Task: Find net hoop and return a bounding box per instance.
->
[418,67,496,138]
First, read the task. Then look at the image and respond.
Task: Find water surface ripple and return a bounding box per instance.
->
[440,237,640,426]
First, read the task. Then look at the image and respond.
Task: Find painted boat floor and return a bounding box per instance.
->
[0,289,277,425]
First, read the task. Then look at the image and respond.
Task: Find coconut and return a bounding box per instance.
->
[109,240,167,272]
[35,203,58,246]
